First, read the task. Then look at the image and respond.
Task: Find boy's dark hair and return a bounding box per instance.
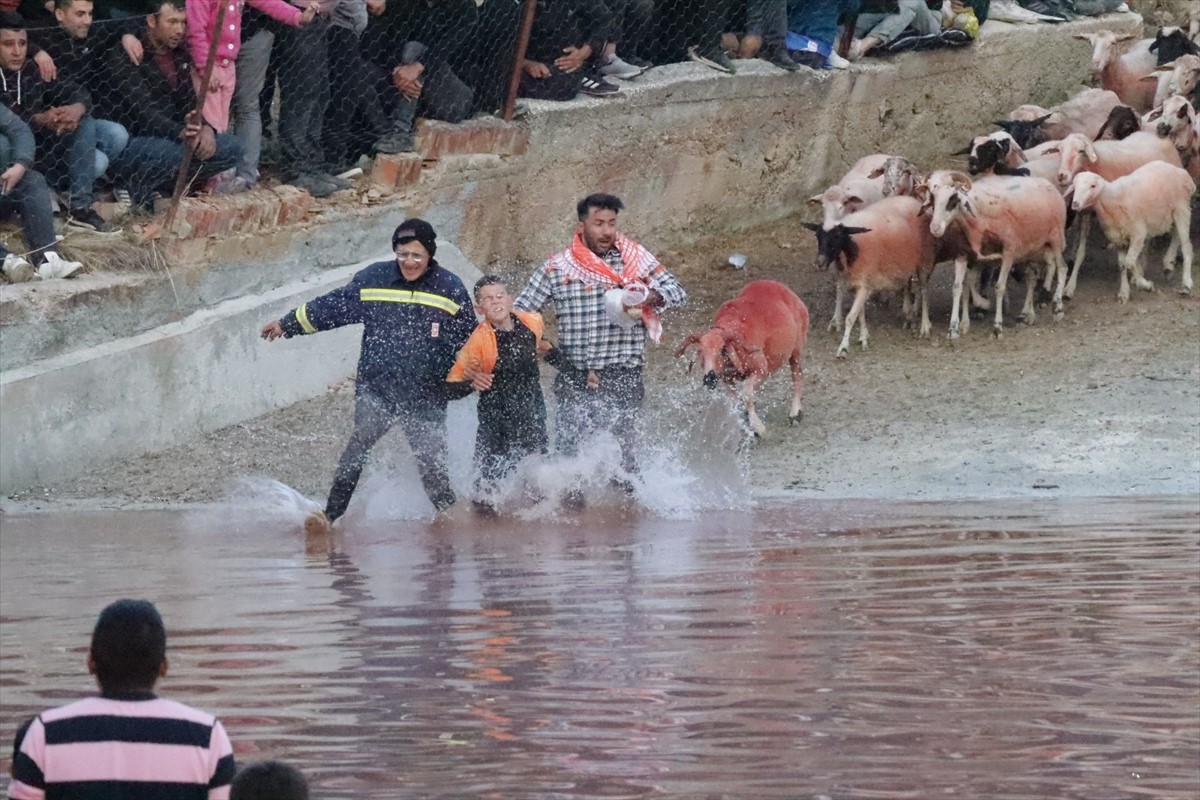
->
[90,599,166,693]
[231,760,310,800]
[0,11,26,31]
[473,274,507,301]
[54,0,85,10]
[149,0,185,16]
[576,193,623,221]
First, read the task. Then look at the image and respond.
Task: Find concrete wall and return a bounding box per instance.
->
[0,14,1142,493]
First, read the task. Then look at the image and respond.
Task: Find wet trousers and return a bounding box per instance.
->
[552,366,644,475]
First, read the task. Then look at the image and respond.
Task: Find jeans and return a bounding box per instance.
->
[787,0,847,45]
[93,119,129,181]
[233,27,274,183]
[36,114,98,209]
[0,158,58,263]
[110,133,242,207]
[325,391,455,520]
[855,0,941,42]
[274,18,331,177]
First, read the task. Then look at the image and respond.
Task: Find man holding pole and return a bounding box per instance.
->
[97,0,241,213]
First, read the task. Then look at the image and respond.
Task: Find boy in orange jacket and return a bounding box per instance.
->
[447,275,558,514]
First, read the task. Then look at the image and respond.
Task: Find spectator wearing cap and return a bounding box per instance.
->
[260,217,477,530]
[0,10,118,231]
[519,0,620,99]
[96,0,242,212]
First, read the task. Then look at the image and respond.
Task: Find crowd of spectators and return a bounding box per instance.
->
[0,0,1116,269]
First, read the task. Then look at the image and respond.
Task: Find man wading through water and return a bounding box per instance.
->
[514,193,687,509]
[261,219,475,533]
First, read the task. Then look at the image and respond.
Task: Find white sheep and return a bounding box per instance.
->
[1069,161,1196,301]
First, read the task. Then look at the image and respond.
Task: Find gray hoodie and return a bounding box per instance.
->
[0,104,36,170]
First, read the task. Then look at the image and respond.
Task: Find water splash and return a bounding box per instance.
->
[222,475,322,522]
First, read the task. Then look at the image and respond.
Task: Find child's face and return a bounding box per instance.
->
[476,283,512,325]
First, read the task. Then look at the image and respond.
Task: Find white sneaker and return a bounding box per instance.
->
[2,253,35,283]
[35,251,84,280]
[599,54,644,80]
[826,50,850,69]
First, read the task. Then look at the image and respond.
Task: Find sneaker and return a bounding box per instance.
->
[35,251,84,280]
[67,207,120,235]
[826,50,851,69]
[761,45,799,72]
[2,253,36,283]
[318,172,353,191]
[578,73,620,96]
[599,54,644,79]
[884,31,934,53]
[937,28,973,47]
[373,129,415,154]
[622,53,653,69]
[288,173,337,198]
[688,44,736,74]
[303,508,331,537]
[208,173,253,195]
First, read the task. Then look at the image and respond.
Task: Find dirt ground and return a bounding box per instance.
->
[8,215,1200,508]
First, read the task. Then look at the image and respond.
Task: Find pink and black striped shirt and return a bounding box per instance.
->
[7,693,236,800]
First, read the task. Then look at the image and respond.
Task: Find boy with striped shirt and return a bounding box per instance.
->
[7,599,236,800]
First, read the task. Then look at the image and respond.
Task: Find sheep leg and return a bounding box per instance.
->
[1126,230,1154,292]
[828,274,846,332]
[1066,212,1091,300]
[949,256,967,339]
[1175,205,1194,294]
[1117,245,1132,303]
[918,271,932,338]
[743,373,767,438]
[968,262,991,310]
[1049,249,1066,318]
[787,351,804,425]
[993,255,1015,337]
[1020,263,1038,325]
[838,286,870,358]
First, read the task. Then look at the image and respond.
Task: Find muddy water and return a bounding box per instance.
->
[1,497,1197,799]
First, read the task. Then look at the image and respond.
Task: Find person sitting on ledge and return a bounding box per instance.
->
[96,0,242,212]
[518,0,619,99]
[0,104,64,274]
[846,0,972,59]
[0,11,120,232]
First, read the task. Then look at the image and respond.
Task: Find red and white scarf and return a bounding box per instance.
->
[562,228,663,341]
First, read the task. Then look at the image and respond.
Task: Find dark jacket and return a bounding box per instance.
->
[525,0,613,65]
[95,37,194,139]
[0,61,91,125]
[280,259,476,411]
[362,0,478,74]
[30,19,140,94]
[0,103,36,168]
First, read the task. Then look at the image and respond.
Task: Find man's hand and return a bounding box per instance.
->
[365,0,385,15]
[32,50,56,82]
[30,109,59,132]
[522,59,550,79]
[260,320,285,341]
[554,44,591,74]
[195,124,218,160]
[391,63,424,100]
[121,33,144,64]
[55,103,85,133]
[463,364,494,392]
[181,109,202,142]
[0,163,26,193]
[300,1,321,23]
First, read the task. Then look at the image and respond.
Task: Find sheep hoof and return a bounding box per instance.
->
[992,326,1004,339]
[1020,312,1036,326]
[788,411,803,426]
[949,326,960,340]
[1178,285,1192,296]
[836,347,849,359]
[827,319,842,332]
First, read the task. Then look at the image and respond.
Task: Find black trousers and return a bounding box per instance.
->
[474,395,548,499]
[325,391,455,520]
[274,18,330,176]
[552,366,644,475]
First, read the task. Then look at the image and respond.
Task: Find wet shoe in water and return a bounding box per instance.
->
[560,489,586,511]
[304,509,332,537]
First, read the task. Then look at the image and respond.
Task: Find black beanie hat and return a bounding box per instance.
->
[392,218,437,258]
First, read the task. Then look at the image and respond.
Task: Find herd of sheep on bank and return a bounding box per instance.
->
[802,25,1198,358]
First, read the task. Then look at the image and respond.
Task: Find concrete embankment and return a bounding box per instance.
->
[0,13,1142,494]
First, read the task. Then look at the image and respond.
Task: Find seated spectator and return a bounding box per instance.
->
[597,0,653,78]
[321,0,404,169]
[679,0,737,73]
[29,0,136,190]
[5,599,237,798]
[0,104,62,271]
[517,0,618,99]
[231,760,311,800]
[847,0,970,58]
[724,0,799,70]
[97,0,242,211]
[787,0,851,68]
[358,0,476,151]
[0,11,118,231]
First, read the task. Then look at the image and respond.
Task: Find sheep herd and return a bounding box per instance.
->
[804,25,1198,358]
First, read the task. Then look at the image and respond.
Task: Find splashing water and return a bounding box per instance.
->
[222,475,323,523]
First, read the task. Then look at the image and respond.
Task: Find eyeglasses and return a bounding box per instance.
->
[395,250,428,263]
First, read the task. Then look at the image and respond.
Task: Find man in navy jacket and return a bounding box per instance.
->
[261,218,475,531]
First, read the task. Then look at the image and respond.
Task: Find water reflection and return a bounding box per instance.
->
[1,497,1197,798]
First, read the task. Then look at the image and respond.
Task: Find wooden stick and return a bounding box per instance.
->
[838,14,857,58]
[164,0,229,227]
[502,0,537,122]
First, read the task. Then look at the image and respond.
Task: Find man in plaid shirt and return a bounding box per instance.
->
[514,193,686,505]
